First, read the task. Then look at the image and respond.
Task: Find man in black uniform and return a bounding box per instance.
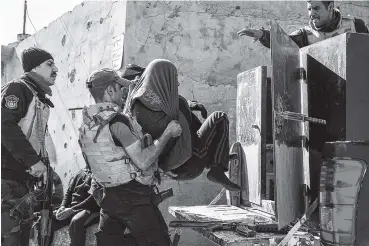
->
[1,47,58,245]
[53,166,100,246]
[80,68,182,245]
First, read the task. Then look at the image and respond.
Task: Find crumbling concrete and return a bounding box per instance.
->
[2,1,369,245]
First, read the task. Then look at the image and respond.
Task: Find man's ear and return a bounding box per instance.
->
[328,2,334,11]
[106,85,114,96]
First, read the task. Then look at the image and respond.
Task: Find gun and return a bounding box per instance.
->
[141,133,174,204]
[38,155,53,246]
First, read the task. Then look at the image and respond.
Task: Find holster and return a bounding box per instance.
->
[152,187,174,206]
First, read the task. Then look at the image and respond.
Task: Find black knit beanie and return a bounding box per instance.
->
[21,47,54,72]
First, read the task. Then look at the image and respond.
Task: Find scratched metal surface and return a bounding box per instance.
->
[271,22,305,229]
[226,142,243,207]
[236,66,267,206]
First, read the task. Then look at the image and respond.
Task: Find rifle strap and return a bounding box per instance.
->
[171,230,181,246]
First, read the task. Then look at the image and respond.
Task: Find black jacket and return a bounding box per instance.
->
[61,168,99,212]
[1,74,53,181]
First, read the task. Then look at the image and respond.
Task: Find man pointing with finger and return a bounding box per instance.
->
[1,47,58,245]
[238,1,368,48]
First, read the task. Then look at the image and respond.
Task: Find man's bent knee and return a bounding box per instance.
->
[69,214,87,231]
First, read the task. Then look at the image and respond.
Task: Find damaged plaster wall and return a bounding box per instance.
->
[1,44,23,86]
[2,1,369,245]
[6,1,127,189]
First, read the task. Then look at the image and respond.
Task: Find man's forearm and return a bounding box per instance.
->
[257,28,306,48]
[71,195,99,212]
[61,178,77,207]
[138,131,172,170]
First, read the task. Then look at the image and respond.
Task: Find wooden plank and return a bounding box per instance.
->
[169,205,273,224]
[271,23,305,229]
[226,142,244,206]
[168,205,318,246]
[168,205,279,246]
[236,66,267,206]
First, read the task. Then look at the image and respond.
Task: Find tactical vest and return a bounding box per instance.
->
[2,79,50,155]
[79,103,157,187]
[304,15,357,46]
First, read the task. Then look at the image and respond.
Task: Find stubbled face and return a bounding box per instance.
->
[32,59,58,85]
[107,83,125,107]
[307,1,333,28]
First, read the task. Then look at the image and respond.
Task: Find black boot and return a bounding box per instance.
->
[207,166,241,191]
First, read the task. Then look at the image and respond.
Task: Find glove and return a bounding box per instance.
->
[187,100,208,119]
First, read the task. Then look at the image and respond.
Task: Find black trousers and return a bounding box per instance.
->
[95,181,171,246]
[171,111,230,180]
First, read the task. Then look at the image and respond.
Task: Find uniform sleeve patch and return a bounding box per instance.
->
[4,95,19,110]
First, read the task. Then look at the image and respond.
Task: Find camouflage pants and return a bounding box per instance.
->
[1,179,29,246]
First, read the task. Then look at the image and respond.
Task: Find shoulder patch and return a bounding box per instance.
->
[4,95,19,110]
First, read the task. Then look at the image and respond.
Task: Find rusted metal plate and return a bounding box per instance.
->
[300,33,369,208]
[271,23,305,229]
[236,66,267,206]
[300,33,369,145]
[226,142,244,207]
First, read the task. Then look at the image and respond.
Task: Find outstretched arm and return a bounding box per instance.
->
[237,27,306,48]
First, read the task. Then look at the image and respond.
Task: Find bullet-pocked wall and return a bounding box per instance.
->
[2,1,369,245]
[3,1,128,190]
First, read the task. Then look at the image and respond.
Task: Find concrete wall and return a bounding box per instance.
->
[2,1,369,245]
[1,44,23,86]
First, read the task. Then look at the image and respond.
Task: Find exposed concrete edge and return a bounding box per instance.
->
[17,1,116,47]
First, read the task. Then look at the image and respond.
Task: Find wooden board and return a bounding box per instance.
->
[271,23,305,229]
[226,142,244,207]
[168,205,318,246]
[236,66,267,206]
